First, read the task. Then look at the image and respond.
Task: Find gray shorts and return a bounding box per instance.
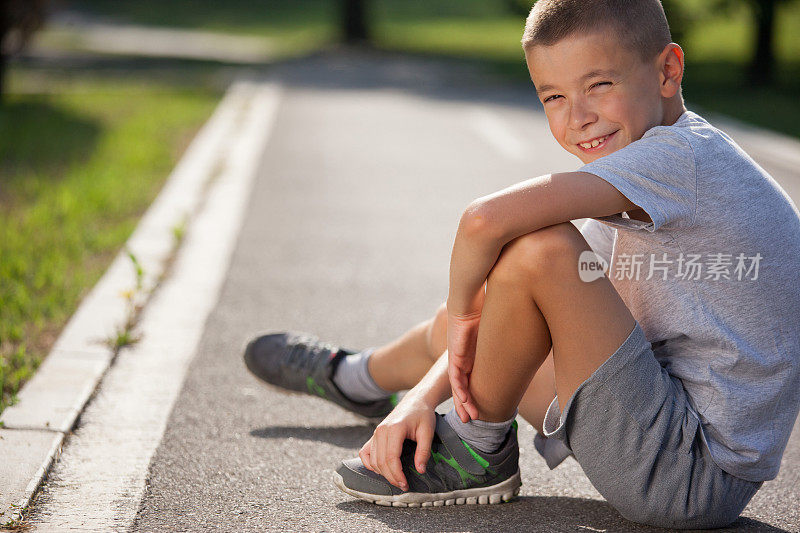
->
[541,321,762,529]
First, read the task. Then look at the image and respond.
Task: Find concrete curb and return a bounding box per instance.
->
[0,79,260,526]
[29,79,282,531]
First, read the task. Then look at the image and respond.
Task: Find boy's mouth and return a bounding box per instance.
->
[576,131,617,153]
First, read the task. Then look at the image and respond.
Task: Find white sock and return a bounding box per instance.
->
[444,408,516,453]
[332,348,392,402]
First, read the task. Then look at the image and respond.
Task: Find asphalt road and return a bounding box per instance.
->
[38,50,800,531]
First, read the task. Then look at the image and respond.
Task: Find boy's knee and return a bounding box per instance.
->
[434,301,448,324]
[490,222,587,283]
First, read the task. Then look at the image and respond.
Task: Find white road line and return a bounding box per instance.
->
[468,108,528,160]
[29,81,282,532]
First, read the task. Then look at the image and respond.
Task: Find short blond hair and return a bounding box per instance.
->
[521,0,672,63]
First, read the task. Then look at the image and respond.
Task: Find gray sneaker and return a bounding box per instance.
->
[334,414,521,507]
[243,331,397,422]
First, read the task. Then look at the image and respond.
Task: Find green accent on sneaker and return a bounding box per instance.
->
[335,414,521,503]
[461,440,495,475]
[306,376,326,398]
[431,450,482,488]
[389,393,399,407]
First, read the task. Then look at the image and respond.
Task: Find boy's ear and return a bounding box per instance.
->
[657,43,684,98]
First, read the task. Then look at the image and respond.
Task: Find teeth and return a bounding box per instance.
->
[580,134,608,149]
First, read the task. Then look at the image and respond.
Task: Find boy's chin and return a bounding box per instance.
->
[576,152,598,164]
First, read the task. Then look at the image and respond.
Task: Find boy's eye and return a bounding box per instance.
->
[543,83,609,103]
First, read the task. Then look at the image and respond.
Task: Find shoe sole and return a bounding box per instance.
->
[333,469,521,507]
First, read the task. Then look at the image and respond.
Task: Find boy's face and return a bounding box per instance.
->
[526,31,670,164]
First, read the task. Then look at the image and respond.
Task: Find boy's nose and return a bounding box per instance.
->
[568,100,597,131]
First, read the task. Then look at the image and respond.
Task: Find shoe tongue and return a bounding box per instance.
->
[434,415,490,476]
[326,348,348,376]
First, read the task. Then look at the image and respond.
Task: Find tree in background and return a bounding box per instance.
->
[670,0,795,86]
[0,0,47,100]
[738,0,791,85]
[341,0,370,44]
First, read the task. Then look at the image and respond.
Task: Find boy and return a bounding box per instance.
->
[243,0,800,528]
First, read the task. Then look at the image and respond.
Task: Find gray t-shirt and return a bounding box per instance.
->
[578,110,800,482]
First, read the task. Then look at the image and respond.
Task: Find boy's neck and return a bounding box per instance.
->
[662,98,688,127]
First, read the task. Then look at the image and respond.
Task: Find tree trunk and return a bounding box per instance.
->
[0,6,7,102]
[341,0,369,44]
[748,0,777,85]
[0,52,6,102]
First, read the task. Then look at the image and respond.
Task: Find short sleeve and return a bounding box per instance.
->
[579,127,697,232]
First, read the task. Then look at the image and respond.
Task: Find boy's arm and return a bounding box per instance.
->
[447,171,638,314]
[447,171,639,418]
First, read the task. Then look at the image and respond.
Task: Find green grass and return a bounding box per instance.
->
[68,0,333,33]
[679,0,800,65]
[0,78,218,413]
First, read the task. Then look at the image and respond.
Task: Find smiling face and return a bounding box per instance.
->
[526,31,684,164]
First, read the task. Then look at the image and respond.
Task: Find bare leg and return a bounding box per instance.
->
[367,303,448,391]
[517,353,556,434]
[366,298,558,434]
[470,222,636,422]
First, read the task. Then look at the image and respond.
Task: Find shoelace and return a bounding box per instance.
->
[280,334,338,373]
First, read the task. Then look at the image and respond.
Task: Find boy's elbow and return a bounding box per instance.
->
[459,200,503,243]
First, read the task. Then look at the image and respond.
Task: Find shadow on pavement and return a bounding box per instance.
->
[336,496,790,533]
[250,424,374,449]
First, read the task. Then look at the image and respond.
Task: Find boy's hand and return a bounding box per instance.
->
[447,299,483,423]
[359,391,436,492]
